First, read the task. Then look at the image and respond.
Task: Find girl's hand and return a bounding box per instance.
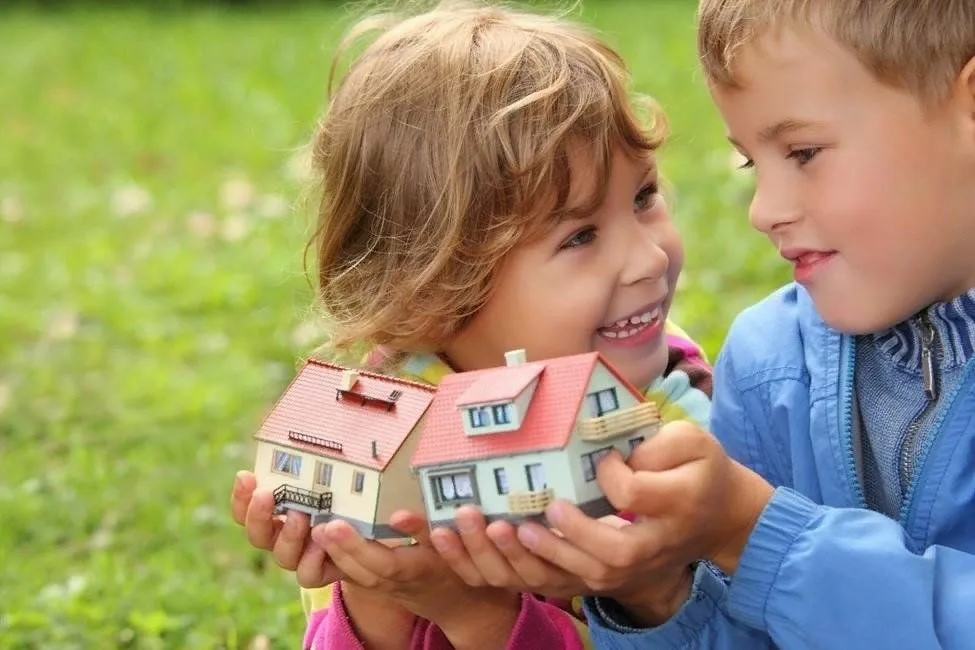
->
[230,470,339,588]
[312,510,520,648]
[429,507,629,599]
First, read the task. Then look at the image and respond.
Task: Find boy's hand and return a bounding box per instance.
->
[522,421,774,577]
[230,470,339,588]
[429,506,630,598]
[313,510,520,650]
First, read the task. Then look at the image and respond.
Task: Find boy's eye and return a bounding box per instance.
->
[788,147,821,166]
[559,226,597,250]
[737,158,755,170]
[635,182,659,211]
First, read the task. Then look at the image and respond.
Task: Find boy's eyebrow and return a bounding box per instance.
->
[727,119,820,147]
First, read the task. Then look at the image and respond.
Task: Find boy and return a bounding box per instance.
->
[490,1,975,648]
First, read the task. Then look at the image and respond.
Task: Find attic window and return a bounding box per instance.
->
[289,430,343,452]
[335,387,401,411]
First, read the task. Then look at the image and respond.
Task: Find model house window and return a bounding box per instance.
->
[581,447,613,482]
[272,450,302,476]
[587,388,620,417]
[352,471,365,494]
[468,406,491,428]
[629,436,645,451]
[314,461,333,488]
[492,403,511,424]
[431,469,477,507]
[525,463,546,491]
[493,468,509,495]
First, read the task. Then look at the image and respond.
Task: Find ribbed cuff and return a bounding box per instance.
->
[583,562,729,648]
[727,486,819,630]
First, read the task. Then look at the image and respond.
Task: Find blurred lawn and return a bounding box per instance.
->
[0,1,787,648]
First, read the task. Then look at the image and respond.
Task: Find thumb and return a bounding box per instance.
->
[628,420,712,472]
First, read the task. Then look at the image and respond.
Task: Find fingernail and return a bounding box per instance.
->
[517,525,538,549]
[546,502,564,526]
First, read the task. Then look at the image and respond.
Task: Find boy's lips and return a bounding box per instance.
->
[780,247,837,284]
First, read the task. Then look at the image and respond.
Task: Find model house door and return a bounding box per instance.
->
[525,463,546,491]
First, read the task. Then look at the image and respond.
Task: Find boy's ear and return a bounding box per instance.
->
[958,55,975,114]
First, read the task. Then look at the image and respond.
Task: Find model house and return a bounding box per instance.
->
[410,349,661,528]
[253,359,435,539]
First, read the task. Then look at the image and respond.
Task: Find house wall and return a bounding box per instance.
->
[564,362,659,505]
[418,448,574,522]
[374,423,426,528]
[460,379,537,436]
[253,442,380,523]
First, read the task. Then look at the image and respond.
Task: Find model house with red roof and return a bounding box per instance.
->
[253,359,435,539]
[410,349,661,528]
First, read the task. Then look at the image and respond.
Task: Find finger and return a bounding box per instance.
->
[295,539,340,589]
[231,470,257,526]
[516,520,611,583]
[627,421,713,471]
[455,507,522,589]
[486,521,570,593]
[389,509,432,545]
[545,501,667,571]
[429,526,489,587]
[245,487,282,551]
[597,454,690,515]
[272,509,311,571]
[312,521,386,587]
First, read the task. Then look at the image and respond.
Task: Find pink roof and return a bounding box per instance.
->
[411,352,644,468]
[256,359,435,471]
[455,363,544,406]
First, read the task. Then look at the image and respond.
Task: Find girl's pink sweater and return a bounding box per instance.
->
[303,581,586,649]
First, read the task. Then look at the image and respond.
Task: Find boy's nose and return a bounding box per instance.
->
[749,180,800,234]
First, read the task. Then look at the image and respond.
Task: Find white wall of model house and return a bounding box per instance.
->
[418,360,658,519]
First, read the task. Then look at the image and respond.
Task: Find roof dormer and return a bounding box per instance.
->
[454,349,541,435]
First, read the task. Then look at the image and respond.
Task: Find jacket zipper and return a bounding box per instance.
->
[898,314,941,493]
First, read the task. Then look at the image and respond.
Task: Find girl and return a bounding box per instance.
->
[230,2,712,648]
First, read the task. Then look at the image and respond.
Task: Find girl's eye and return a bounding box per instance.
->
[788,147,821,166]
[559,226,597,250]
[635,182,659,211]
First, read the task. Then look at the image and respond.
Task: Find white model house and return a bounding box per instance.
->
[410,349,661,527]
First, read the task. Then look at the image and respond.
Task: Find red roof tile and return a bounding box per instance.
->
[256,359,435,471]
[456,363,544,406]
[411,352,643,468]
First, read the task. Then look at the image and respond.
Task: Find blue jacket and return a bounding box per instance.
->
[586,284,975,649]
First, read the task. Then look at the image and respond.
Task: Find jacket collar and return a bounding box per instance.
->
[871,289,975,371]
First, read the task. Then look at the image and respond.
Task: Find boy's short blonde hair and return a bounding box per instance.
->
[309,0,665,354]
[698,0,975,102]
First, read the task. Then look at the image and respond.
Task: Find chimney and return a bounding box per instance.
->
[504,349,527,367]
[340,368,359,391]
[371,440,378,459]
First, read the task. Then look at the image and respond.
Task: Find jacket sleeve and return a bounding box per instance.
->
[303,582,587,650]
[582,335,780,649]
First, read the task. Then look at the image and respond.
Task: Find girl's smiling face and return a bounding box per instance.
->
[443,147,683,389]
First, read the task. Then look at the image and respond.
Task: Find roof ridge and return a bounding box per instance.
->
[303,357,436,392]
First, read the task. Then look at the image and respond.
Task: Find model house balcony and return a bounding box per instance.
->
[272,485,333,515]
[577,402,661,442]
[507,488,555,515]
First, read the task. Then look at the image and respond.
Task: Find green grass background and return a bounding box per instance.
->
[0,1,787,647]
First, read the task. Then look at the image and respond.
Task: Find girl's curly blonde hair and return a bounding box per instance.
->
[309,0,666,357]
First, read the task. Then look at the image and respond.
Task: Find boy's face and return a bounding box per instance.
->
[443,147,683,389]
[711,26,975,334]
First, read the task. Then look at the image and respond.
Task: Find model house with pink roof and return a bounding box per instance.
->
[410,349,661,528]
[253,359,435,539]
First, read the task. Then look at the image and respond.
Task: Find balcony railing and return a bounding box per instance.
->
[577,402,661,442]
[507,488,554,515]
[272,485,333,513]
